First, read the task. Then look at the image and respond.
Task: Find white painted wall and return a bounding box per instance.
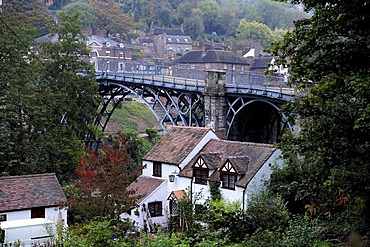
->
[121,180,168,229]
[2,207,67,226]
[245,149,283,206]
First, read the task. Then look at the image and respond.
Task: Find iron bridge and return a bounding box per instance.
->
[87,71,295,148]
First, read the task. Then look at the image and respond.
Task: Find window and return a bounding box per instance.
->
[193,157,209,184]
[221,173,236,190]
[106,51,110,57]
[91,51,97,57]
[194,169,208,184]
[106,61,110,71]
[206,64,211,69]
[119,53,124,59]
[220,161,237,190]
[148,202,162,217]
[31,207,45,218]
[118,62,125,71]
[184,38,188,42]
[153,161,162,177]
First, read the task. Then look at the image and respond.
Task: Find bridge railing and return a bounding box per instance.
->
[172,68,289,88]
[96,67,293,94]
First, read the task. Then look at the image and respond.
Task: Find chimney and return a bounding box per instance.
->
[83,27,93,37]
[253,40,261,58]
[95,29,107,38]
[236,49,243,57]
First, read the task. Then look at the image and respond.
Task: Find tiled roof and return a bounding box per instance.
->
[167,190,187,201]
[173,51,203,63]
[179,139,276,187]
[127,176,166,204]
[200,50,248,64]
[153,28,185,36]
[174,50,248,65]
[143,126,213,165]
[252,57,273,69]
[0,173,67,212]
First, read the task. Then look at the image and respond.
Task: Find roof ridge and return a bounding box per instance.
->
[211,139,275,147]
[0,173,56,180]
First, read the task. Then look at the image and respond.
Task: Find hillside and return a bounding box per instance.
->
[104,98,161,134]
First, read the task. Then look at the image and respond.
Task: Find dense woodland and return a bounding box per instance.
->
[55,0,308,49]
[1,0,370,246]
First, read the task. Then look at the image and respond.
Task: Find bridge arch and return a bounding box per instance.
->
[226,96,293,143]
[87,79,204,149]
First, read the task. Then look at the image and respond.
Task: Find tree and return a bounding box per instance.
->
[62,2,99,31]
[0,11,99,182]
[67,134,143,223]
[269,0,370,235]
[196,0,222,34]
[236,19,275,49]
[62,0,133,39]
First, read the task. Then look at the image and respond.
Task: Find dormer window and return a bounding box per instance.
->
[153,161,162,177]
[193,157,209,185]
[220,161,237,190]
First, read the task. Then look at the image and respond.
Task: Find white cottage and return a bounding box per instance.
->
[121,126,282,231]
[0,173,67,246]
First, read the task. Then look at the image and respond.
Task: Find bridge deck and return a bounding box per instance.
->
[96,72,295,101]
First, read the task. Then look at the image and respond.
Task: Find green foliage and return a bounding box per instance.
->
[0,10,99,183]
[114,0,304,40]
[64,219,131,247]
[137,232,191,247]
[236,19,275,49]
[145,128,161,144]
[62,0,132,39]
[208,181,221,201]
[107,100,157,131]
[245,190,290,232]
[269,0,370,240]
[244,228,284,247]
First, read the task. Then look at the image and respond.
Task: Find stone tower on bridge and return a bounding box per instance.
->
[203,70,227,139]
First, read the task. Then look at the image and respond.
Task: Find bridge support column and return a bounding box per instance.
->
[203,70,227,139]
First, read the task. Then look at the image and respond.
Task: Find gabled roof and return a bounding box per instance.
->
[127,176,166,204]
[0,173,67,212]
[153,28,185,36]
[167,190,187,201]
[143,126,213,165]
[174,50,248,65]
[87,35,124,48]
[179,139,276,187]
